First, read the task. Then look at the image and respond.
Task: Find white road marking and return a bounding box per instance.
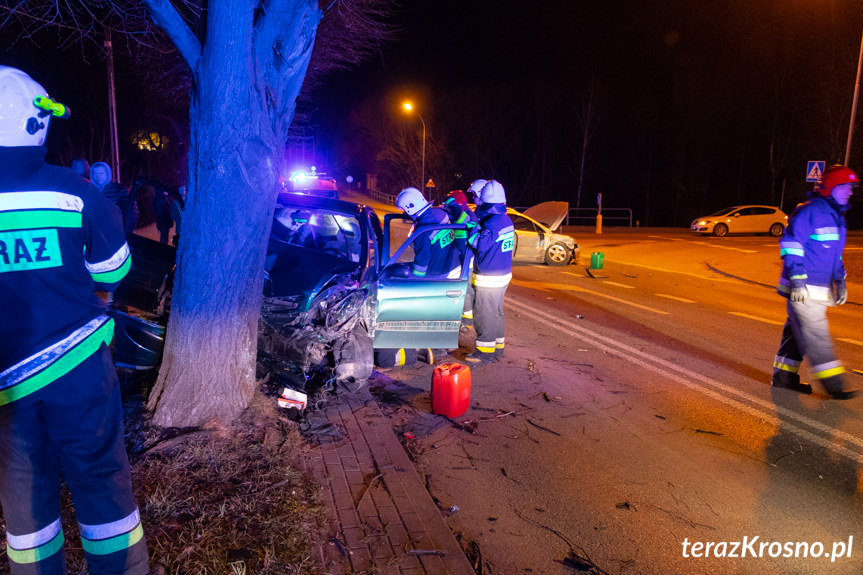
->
[690,241,757,253]
[655,293,696,303]
[837,337,863,346]
[728,311,785,326]
[602,281,635,289]
[518,276,670,315]
[506,298,863,464]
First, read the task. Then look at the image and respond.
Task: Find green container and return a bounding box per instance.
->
[590,251,604,270]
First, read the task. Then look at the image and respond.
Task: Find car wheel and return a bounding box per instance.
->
[544,243,572,266]
[334,326,374,392]
[713,223,728,237]
[769,223,784,237]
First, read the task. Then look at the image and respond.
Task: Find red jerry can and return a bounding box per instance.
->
[432,363,472,417]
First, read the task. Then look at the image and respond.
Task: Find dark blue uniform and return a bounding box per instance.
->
[469,203,514,359]
[411,206,460,278]
[772,195,850,396]
[0,146,149,574]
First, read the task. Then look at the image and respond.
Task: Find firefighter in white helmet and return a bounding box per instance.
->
[467,178,487,207]
[464,180,514,362]
[0,66,151,573]
[395,187,460,278]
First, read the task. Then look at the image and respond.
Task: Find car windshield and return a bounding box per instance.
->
[274,206,362,263]
[708,206,741,217]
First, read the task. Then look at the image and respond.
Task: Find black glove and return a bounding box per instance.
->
[790,279,808,303]
[834,279,848,305]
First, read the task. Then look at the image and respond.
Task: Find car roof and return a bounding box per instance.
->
[276,191,365,216]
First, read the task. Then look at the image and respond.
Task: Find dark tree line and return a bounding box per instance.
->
[322,1,863,227]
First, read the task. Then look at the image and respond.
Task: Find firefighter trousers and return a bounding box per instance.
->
[474,283,508,357]
[772,298,846,394]
[0,345,149,575]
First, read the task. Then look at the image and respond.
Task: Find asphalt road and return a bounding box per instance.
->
[371,228,863,575]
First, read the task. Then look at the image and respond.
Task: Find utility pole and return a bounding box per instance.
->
[105,28,121,182]
[844,28,863,166]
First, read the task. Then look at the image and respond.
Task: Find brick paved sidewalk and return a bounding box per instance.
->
[303,387,476,575]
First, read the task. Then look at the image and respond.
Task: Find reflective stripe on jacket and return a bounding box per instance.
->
[0,146,130,404]
[473,203,514,278]
[777,195,846,300]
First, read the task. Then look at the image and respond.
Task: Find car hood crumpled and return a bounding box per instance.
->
[522,201,569,231]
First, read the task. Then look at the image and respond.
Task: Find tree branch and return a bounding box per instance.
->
[142,0,201,69]
[254,0,321,136]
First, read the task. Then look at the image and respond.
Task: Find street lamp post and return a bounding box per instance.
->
[845,27,863,166]
[402,102,426,192]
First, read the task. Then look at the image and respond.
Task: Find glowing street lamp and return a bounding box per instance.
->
[402,101,426,191]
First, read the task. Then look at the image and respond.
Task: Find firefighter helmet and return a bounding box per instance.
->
[480,180,506,204]
[0,66,53,147]
[817,165,860,196]
[396,187,429,217]
[468,179,488,205]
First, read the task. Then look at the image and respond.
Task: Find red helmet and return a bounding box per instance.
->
[447,190,468,206]
[817,165,860,196]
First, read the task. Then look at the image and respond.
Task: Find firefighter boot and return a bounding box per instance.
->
[820,374,859,400]
[771,370,812,394]
[464,349,497,364]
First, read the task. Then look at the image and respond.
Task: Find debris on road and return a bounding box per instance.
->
[277,387,307,410]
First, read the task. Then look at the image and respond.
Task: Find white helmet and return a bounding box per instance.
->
[396,187,430,217]
[468,179,488,205]
[480,180,506,204]
[0,66,55,147]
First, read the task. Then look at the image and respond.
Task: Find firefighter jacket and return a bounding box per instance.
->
[442,198,478,255]
[411,205,460,278]
[471,203,514,288]
[0,146,131,407]
[777,195,847,302]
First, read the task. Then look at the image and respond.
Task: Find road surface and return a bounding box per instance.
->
[371,229,863,575]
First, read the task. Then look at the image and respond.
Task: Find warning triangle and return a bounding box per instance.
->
[807,164,822,181]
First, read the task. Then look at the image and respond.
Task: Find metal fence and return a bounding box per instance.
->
[365,188,398,206]
[565,207,633,227]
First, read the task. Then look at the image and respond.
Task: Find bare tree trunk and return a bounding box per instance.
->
[145,0,320,427]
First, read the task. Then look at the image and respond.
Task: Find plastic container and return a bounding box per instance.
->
[432,363,472,417]
[590,251,604,270]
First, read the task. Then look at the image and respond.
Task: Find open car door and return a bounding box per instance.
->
[374,214,470,349]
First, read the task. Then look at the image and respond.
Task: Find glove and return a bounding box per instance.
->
[467,231,479,249]
[834,280,848,305]
[790,280,809,303]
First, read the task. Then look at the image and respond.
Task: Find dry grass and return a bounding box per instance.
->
[132,393,326,575]
[0,385,327,575]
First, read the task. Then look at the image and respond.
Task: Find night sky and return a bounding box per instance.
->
[315,0,863,226]
[4,1,863,227]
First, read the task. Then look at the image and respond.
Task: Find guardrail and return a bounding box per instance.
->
[365,188,398,206]
[566,207,633,227]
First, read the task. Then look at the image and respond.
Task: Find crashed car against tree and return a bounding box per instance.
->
[110,180,471,391]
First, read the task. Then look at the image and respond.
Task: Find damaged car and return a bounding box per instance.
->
[112,183,471,391]
[509,201,579,266]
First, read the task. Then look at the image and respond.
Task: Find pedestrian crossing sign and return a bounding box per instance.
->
[806,161,825,182]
